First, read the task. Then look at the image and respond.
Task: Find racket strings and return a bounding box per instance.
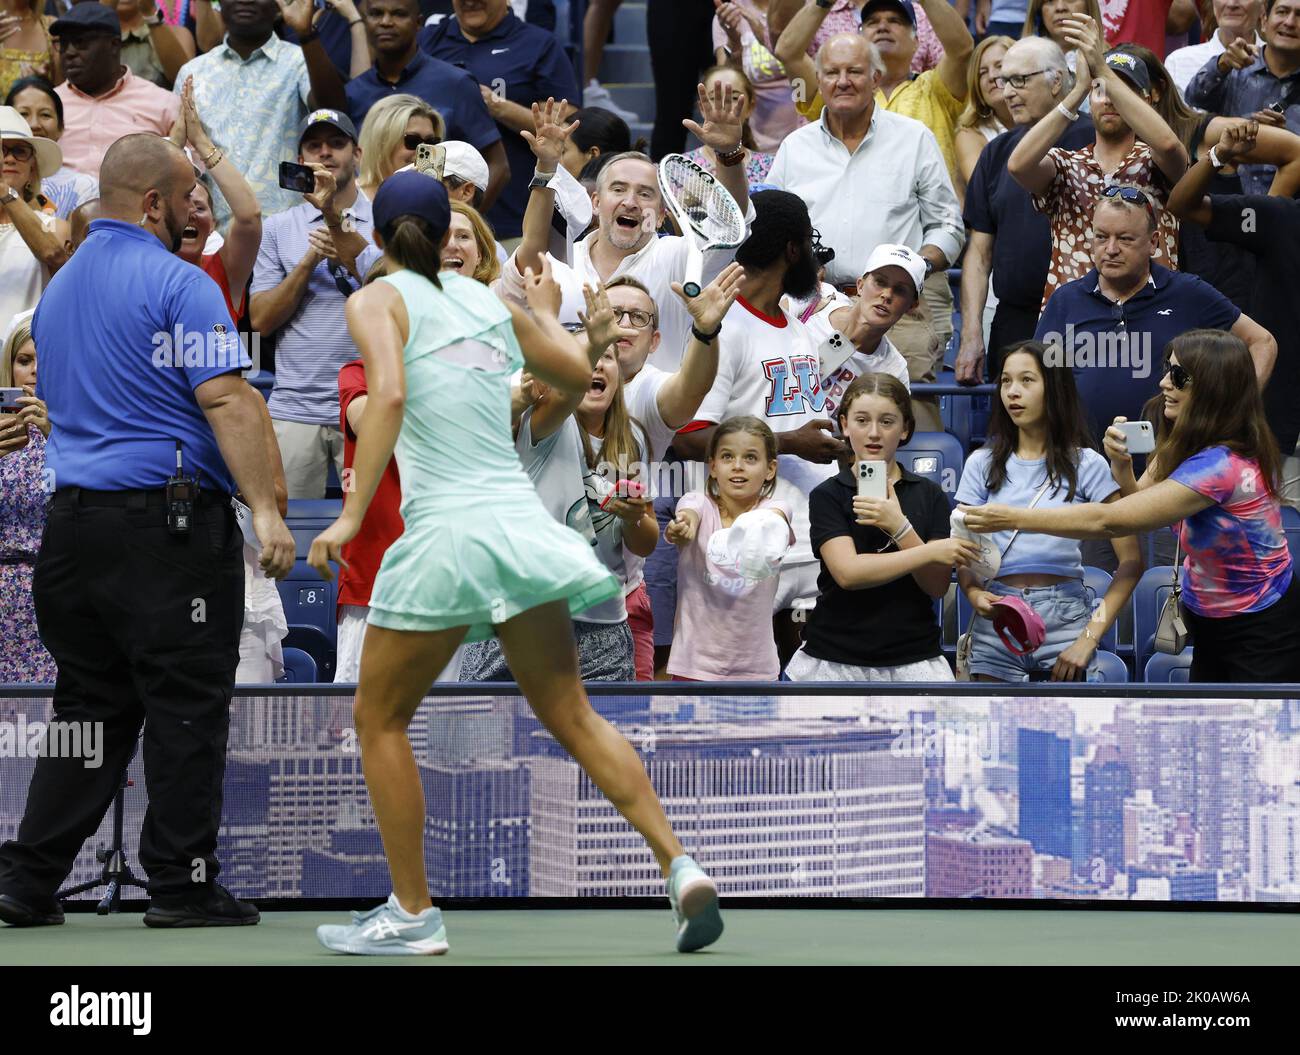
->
[662,159,745,245]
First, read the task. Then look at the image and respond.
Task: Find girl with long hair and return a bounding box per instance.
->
[786,373,979,683]
[683,65,776,188]
[309,172,723,954]
[955,341,1141,681]
[963,331,1300,683]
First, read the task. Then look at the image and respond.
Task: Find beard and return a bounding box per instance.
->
[781,246,820,300]
[161,200,187,253]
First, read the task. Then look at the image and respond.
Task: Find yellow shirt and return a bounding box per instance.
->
[796,69,964,189]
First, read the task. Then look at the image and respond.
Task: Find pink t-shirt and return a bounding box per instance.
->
[667,492,793,681]
[56,68,181,179]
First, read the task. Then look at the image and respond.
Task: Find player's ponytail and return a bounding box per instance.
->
[383,215,444,289]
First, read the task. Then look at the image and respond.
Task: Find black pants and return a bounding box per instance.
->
[647,0,716,160]
[0,488,243,904]
[989,300,1041,379]
[1185,573,1300,683]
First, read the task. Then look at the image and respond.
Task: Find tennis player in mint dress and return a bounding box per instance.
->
[308,172,722,956]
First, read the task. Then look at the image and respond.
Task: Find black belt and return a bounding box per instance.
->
[53,487,230,509]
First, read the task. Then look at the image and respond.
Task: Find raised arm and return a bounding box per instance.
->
[1061,14,1187,182]
[1231,312,1276,385]
[1009,52,1091,196]
[279,0,348,110]
[771,0,826,103]
[961,479,1212,539]
[141,2,197,84]
[516,98,580,277]
[654,262,745,428]
[920,0,975,101]
[683,79,750,216]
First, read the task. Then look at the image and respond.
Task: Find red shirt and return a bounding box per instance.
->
[1103,0,1174,58]
[201,252,241,326]
[336,360,404,613]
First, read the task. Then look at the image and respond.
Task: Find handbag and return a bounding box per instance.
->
[1153,535,1189,655]
[955,480,1053,680]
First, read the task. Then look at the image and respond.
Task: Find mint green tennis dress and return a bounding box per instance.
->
[365,269,620,639]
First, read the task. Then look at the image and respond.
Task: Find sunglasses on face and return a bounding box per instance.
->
[1162,357,1191,390]
[403,133,442,151]
[2,142,34,162]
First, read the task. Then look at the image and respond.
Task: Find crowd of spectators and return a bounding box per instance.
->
[3,0,1299,688]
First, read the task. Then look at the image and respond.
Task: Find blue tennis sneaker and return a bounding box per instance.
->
[316,894,449,956]
[667,856,723,953]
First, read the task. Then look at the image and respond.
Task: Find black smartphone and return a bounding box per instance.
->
[1268,100,1287,114]
[279,161,316,193]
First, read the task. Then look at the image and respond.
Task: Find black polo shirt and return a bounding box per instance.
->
[802,466,951,668]
[1204,193,1300,454]
[963,118,1094,311]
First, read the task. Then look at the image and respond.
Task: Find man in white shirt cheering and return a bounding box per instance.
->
[674,190,852,666]
[767,32,964,433]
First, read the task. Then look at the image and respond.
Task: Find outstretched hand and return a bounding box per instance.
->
[673,261,744,335]
[683,79,745,153]
[520,97,580,172]
[580,283,638,352]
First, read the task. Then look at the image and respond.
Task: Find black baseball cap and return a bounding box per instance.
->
[50,1,121,35]
[1105,50,1151,94]
[297,108,359,148]
[861,0,916,27]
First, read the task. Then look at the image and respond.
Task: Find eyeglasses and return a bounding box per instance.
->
[1,142,34,162]
[1162,357,1192,390]
[613,308,654,329]
[1101,183,1157,220]
[993,70,1048,89]
[403,133,442,151]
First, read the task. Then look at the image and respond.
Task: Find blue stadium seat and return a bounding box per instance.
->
[1131,565,1178,670]
[1091,650,1131,682]
[279,647,318,684]
[1145,650,1193,683]
[1082,565,1120,653]
[896,431,964,500]
[284,626,335,682]
[275,559,337,640]
[286,499,344,556]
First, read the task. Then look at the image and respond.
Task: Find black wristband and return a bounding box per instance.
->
[692,323,722,342]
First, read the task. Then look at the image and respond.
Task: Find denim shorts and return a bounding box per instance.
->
[967,579,1099,683]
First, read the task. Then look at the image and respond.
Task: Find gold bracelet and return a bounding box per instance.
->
[202,146,224,168]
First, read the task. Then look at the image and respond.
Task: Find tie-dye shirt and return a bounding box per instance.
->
[1169,446,1293,617]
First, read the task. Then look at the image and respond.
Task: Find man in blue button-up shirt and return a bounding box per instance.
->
[0,133,295,931]
[250,109,382,499]
[1186,0,1300,195]
[419,0,578,239]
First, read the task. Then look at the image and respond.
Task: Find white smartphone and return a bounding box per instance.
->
[856,460,887,500]
[1114,420,1155,455]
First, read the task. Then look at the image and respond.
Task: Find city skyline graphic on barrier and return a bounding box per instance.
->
[2,691,1299,903]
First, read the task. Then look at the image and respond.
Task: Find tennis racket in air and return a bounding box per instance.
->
[657,153,746,298]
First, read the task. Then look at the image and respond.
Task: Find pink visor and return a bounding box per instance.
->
[990,596,1047,656]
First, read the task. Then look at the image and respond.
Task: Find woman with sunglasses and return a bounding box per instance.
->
[0,105,66,338]
[962,330,1300,684]
[356,93,446,202]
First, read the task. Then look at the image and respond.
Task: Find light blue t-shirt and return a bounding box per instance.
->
[955,447,1119,580]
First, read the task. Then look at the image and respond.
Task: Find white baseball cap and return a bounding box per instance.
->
[862,243,927,299]
[441,141,490,193]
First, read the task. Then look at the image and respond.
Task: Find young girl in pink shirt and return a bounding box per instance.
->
[666,416,793,681]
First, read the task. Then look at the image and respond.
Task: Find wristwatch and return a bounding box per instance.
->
[528,170,556,191]
[0,187,19,206]
[922,257,935,280]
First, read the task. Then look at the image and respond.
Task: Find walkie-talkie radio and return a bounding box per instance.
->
[166,441,198,535]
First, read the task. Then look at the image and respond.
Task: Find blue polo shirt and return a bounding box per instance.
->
[964,118,1093,310]
[346,49,502,153]
[1034,262,1240,440]
[419,11,578,238]
[33,220,251,493]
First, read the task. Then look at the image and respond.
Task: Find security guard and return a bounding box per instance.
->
[0,133,295,929]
